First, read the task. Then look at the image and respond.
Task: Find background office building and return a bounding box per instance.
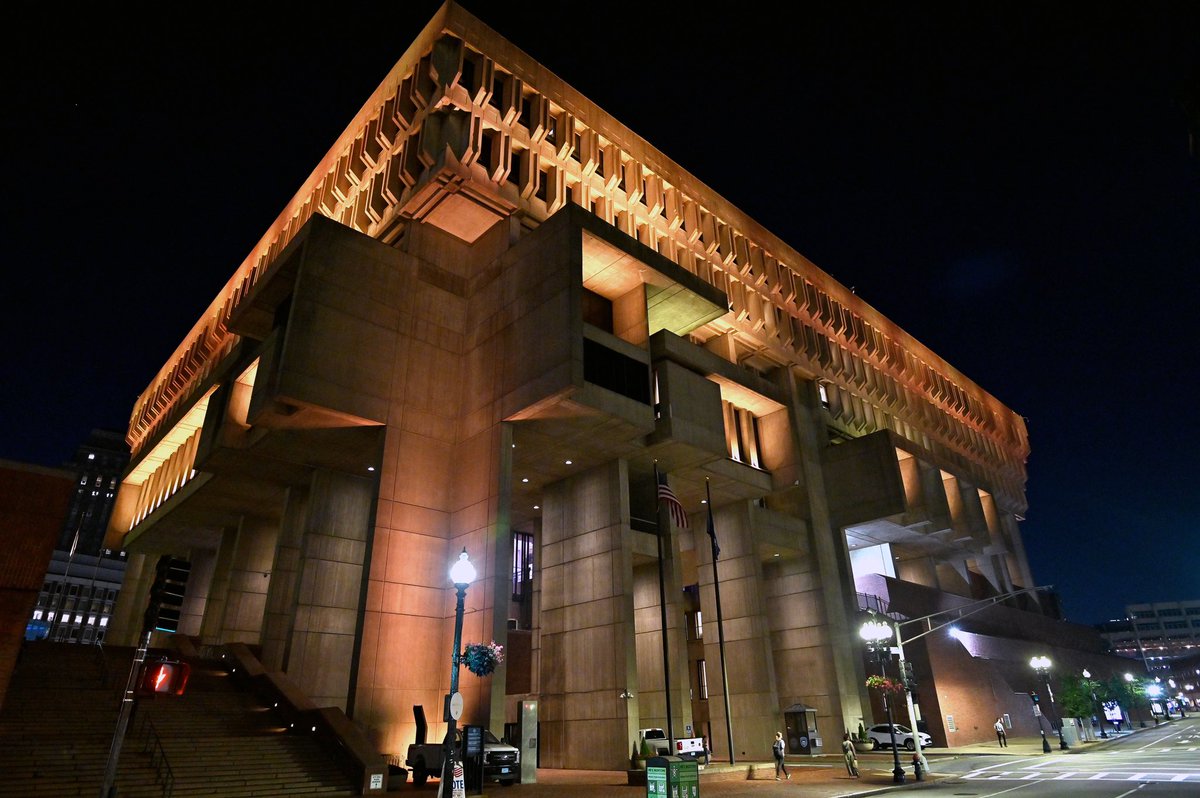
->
[1100,601,1200,668]
[26,430,129,643]
[102,2,1114,765]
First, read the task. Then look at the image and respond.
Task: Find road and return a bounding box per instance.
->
[924,716,1200,797]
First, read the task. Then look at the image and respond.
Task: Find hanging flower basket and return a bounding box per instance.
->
[462,641,505,677]
[865,675,906,694]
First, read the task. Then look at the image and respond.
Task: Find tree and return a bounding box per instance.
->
[1057,674,1096,720]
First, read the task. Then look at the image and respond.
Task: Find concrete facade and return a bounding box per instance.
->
[104,2,1060,769]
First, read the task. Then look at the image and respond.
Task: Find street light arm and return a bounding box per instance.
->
[896,586,1054,645]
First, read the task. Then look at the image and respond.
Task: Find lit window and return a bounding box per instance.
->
[695,610,704,639]
[47,612,55,621]
[88,616,97,625]
[75,614,84,624]
[79,476,87,485]
[100,617,109,627]
[697,659,709,700]
[87,453,95,460]
[32,610,43,620]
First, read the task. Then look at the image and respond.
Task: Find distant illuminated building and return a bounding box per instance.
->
[27,430,129,643]
[1100,601,1200,669]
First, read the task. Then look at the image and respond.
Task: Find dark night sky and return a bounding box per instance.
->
[5,3,1198,627]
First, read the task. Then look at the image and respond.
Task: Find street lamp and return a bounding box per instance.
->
[1146,683,1164,725]
[1029,656,1066,751]
[1125,673,1146,728]
[1082,669,1108,739]
[443,548,476,790]
[860,617,905,784]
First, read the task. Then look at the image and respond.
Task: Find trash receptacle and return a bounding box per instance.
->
[647,756,699,797]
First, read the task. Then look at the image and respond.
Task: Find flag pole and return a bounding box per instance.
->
[653,461,675,748]
[706,478,735,764]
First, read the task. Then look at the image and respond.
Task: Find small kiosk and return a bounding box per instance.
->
[784,704,824,756]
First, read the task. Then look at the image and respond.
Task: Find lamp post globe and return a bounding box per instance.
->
[860,616,905,784]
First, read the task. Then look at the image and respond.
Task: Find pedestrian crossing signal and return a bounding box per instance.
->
[137,660,190,697]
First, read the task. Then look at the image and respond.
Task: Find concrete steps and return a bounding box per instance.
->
[0,642,361,798]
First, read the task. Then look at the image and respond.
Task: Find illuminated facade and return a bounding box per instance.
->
[106,2,1042,765]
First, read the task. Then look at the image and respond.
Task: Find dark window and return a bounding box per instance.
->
[583,339,650,404]
[581,289,613,332]
[489,75,504,111]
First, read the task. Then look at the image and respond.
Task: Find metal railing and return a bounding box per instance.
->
[135,715,175,798]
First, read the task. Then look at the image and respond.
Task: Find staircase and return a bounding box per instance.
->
[0,642,362,798]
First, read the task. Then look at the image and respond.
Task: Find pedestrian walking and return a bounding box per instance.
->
[772,731,790,780]
[994,717,1008,747]
[841,732,860,777]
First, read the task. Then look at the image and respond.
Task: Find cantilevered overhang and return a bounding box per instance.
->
[571,206,728,337]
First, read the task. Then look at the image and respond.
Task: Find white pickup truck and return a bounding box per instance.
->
[639,728,707,760]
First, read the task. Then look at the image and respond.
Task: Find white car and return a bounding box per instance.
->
[865,724,932,751]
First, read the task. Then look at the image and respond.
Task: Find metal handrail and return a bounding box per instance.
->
[136,715,175,798]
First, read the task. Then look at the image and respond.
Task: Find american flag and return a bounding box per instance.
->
[657,471,688,529]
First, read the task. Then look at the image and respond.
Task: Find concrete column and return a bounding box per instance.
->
[106,552,149,646]
[219,516,278,644]
[777,368,868,741]
[178,548,217,638]
[696,501,784,761]
[199,527,238,646]
[287,468,375,710]
[261,485,308,671]
[633,484,693,739]
[538,459,638,770]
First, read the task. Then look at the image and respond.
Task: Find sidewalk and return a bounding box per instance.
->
[469,728,1157,797]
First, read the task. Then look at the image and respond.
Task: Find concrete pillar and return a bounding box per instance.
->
[538,459,638,770]
[178,548,217,638]
[777,368,868,741]
[219,516,278,644]
[286,468,375,710]
[106,552,149,646]
[200,527,238,646]
[261,485,308,671]
[696,501,784,761]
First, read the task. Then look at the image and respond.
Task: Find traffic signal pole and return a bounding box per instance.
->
[99,626,152,798]
[887,585,1055,776]
[100,554,190,797]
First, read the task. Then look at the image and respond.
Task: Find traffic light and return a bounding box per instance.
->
[1030,692,1040,704]
[137,659,190,697]
[144,555,191,634]
[901,661,917,689]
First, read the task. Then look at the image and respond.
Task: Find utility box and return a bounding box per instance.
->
[646,756,699,798]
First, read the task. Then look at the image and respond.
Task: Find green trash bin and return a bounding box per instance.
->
[646,756,699,798]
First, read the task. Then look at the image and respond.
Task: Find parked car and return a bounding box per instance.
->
[864,724,932,751]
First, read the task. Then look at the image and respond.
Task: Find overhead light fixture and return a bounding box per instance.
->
[565,459,572,465]
[522,478,529,483]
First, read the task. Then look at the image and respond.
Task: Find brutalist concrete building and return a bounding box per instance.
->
[105,2,1085,766]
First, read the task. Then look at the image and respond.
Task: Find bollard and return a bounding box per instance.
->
[912,755,923,781]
